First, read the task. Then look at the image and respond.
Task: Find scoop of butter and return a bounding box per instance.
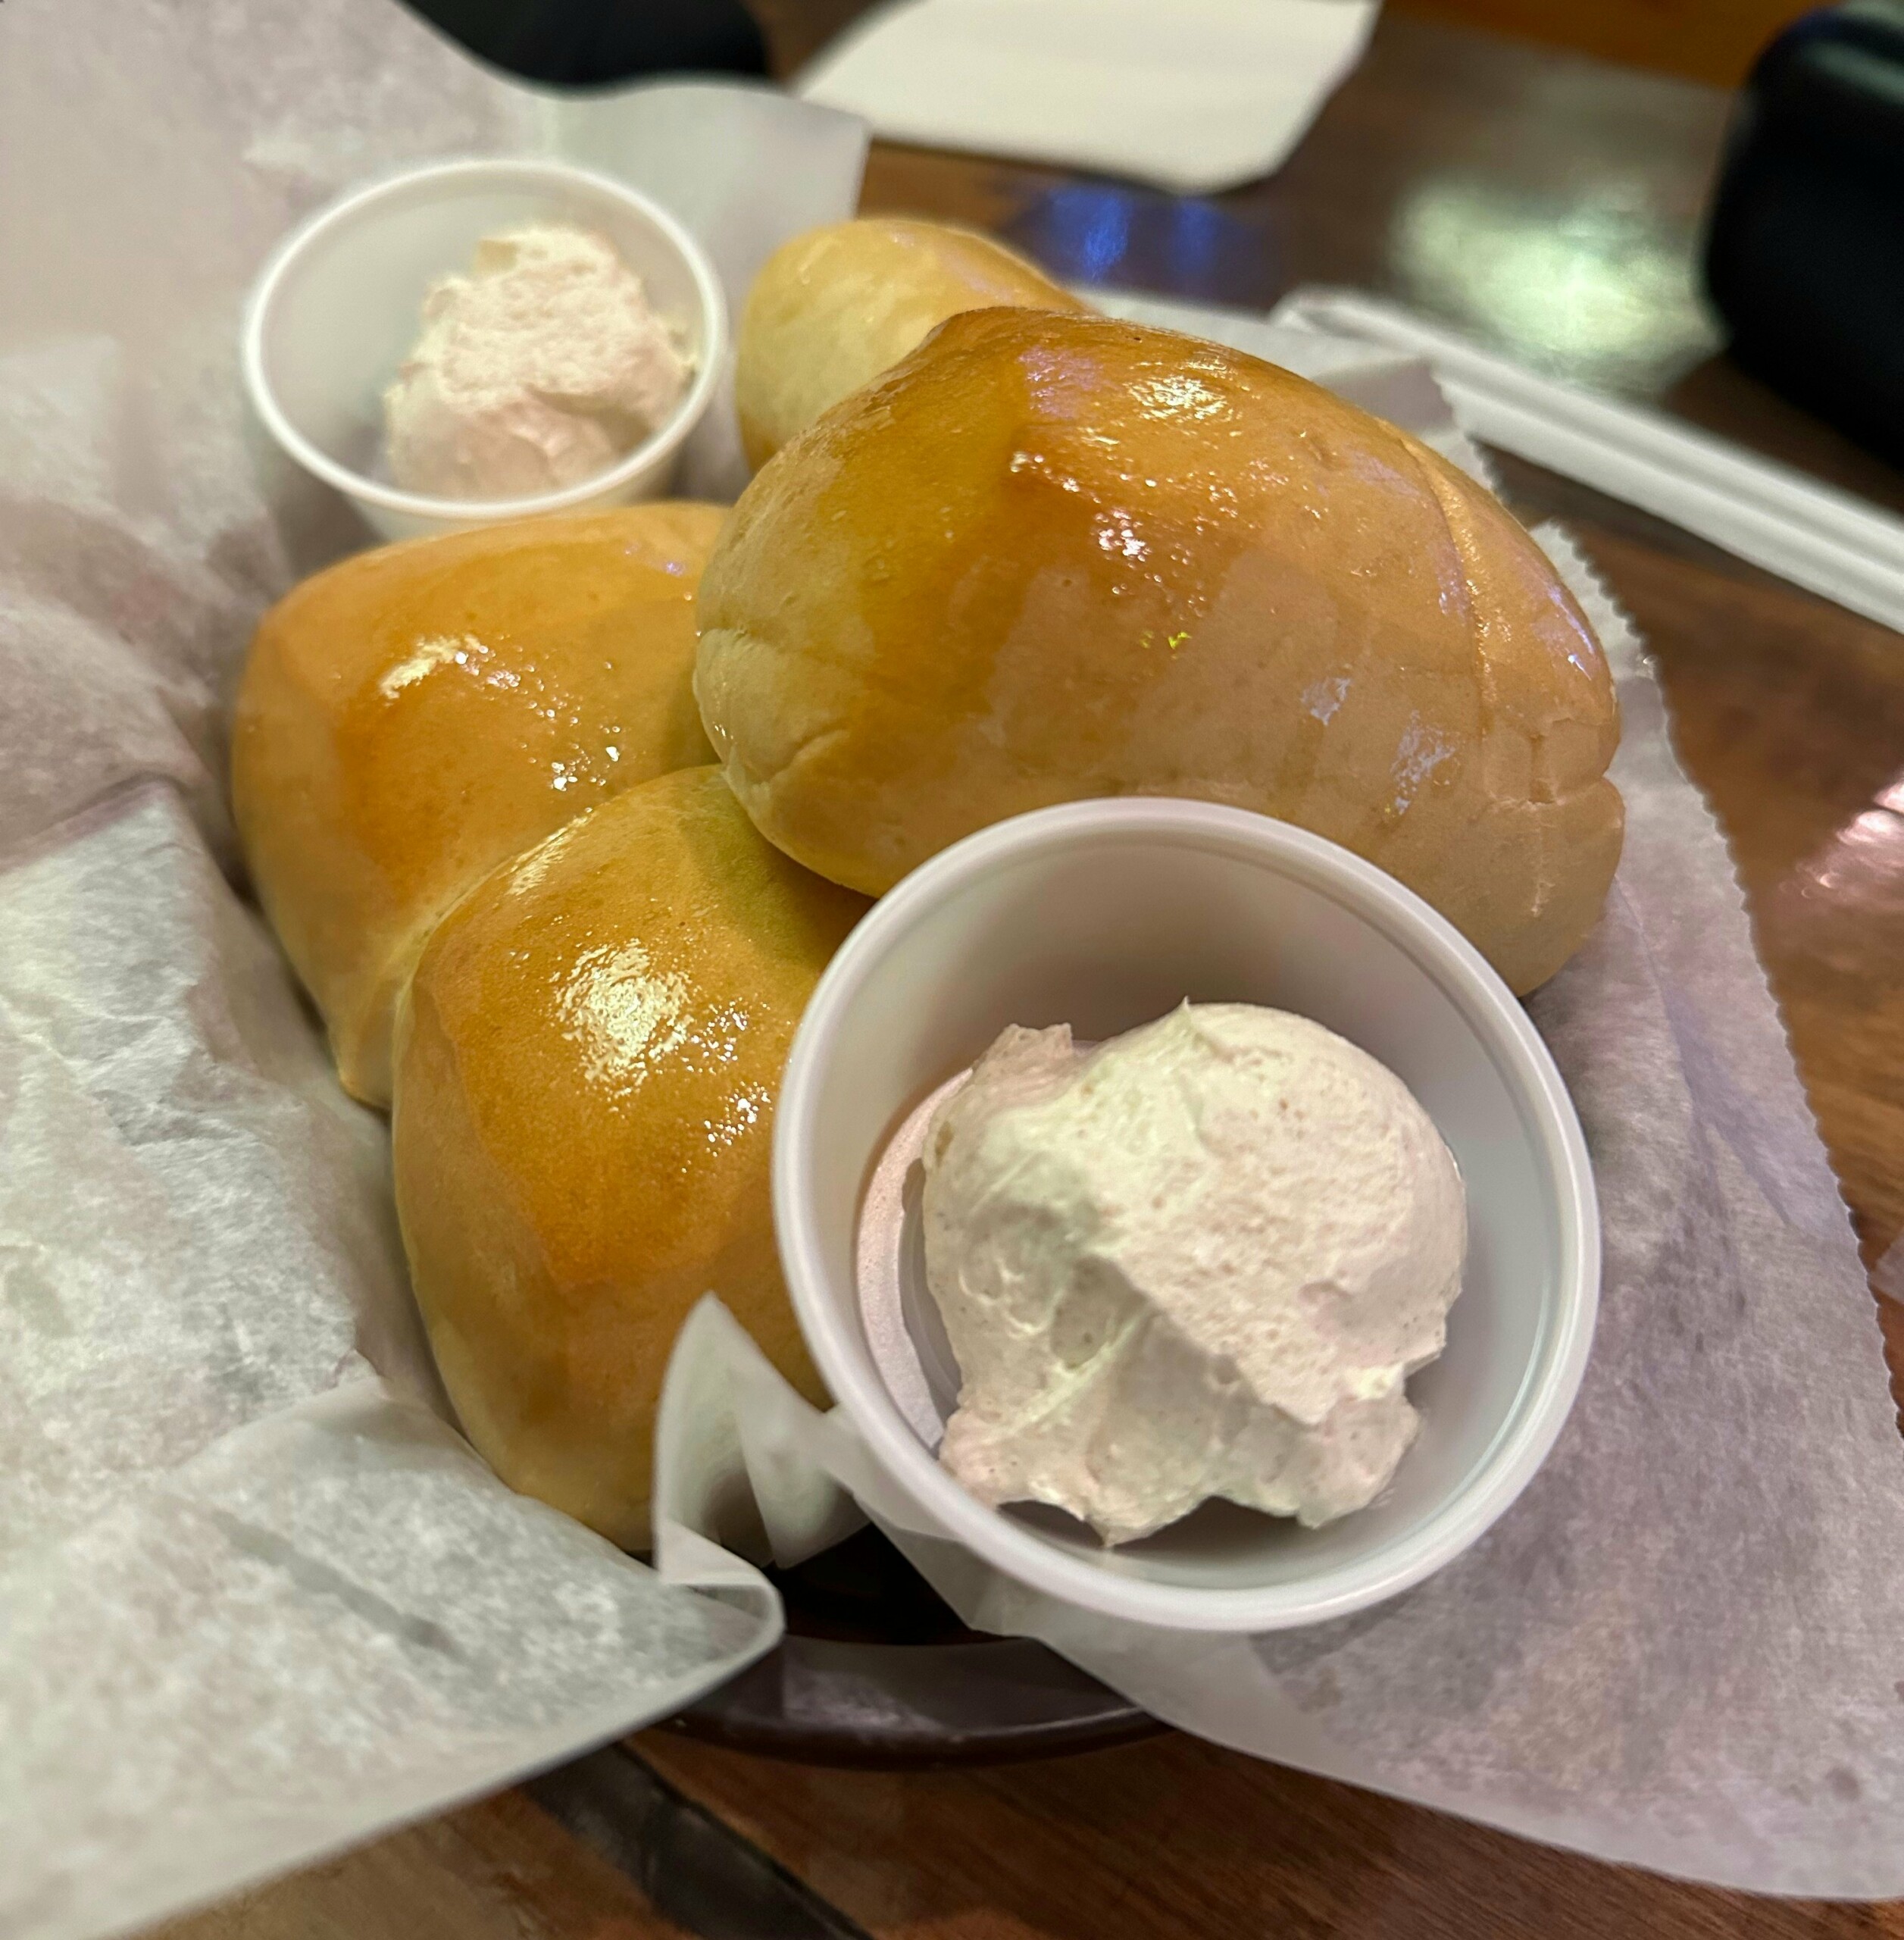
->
[383,223,689,501]
[919,1003,1465,1544]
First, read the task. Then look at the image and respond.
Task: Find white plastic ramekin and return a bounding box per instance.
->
[241,157,727,543]
[774,799,1600,1633]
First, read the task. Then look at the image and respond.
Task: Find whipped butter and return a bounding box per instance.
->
[383,223,689,499]
[920,1003,1465,1544]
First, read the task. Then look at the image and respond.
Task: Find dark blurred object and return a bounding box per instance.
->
[1704,2,1904,467]
[400,0,768,87]
[664,1525,1162,1768]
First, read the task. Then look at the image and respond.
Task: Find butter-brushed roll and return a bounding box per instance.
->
[232,503,724,1106]
[392,765,867,1550]
[735,216,1085,471]
[697,310,1623,994]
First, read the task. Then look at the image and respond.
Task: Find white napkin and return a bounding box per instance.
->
[654,304,1904,1902]
[798,0,1381,195]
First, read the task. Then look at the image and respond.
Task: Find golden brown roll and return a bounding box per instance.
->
[734,216,1086,471]
[698,310,1623,994]
[232,503,724,1106]
[390,765,867,1550]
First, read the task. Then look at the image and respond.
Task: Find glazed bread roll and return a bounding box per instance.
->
[735,216,1086,471]
[698,310,1624,994]
[232,503,723,1106]
[391,765,866,1550]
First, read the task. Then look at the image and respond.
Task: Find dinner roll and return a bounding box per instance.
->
[698,310,1623,994]
[232,503,724,1106]
[735,216,1086,471]
[391,765,866,1551]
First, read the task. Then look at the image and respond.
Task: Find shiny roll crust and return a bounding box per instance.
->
[734,216,1086,471]
[232,503,724,1106]
[698,310,1624,993]
[392,765,866,1550]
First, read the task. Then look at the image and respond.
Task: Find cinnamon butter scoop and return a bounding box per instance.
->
[920,1003,1466,1544]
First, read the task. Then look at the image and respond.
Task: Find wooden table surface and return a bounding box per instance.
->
[159,11,1904,1939]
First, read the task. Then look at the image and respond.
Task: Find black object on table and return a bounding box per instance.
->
[399,0,768,86]
[1705,2,1904,466]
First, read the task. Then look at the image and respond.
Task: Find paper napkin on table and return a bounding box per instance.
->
[797,0,1381,195]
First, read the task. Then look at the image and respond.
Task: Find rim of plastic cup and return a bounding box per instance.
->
[239,155,728,524]
[774,799,1600,1633]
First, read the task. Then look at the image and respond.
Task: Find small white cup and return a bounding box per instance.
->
[774,799,1600,1633]
[241,157,727,543]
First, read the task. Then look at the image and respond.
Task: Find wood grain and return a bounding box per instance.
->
[762,0,1737,402]
[1391,0,1812,88]
[147,1791,691,1940]
[636,1729,1904,1940]
[855,13,1734,402]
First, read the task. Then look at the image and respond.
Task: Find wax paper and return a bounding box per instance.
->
[656,302,1904,1900]
[0,2,863,1935]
